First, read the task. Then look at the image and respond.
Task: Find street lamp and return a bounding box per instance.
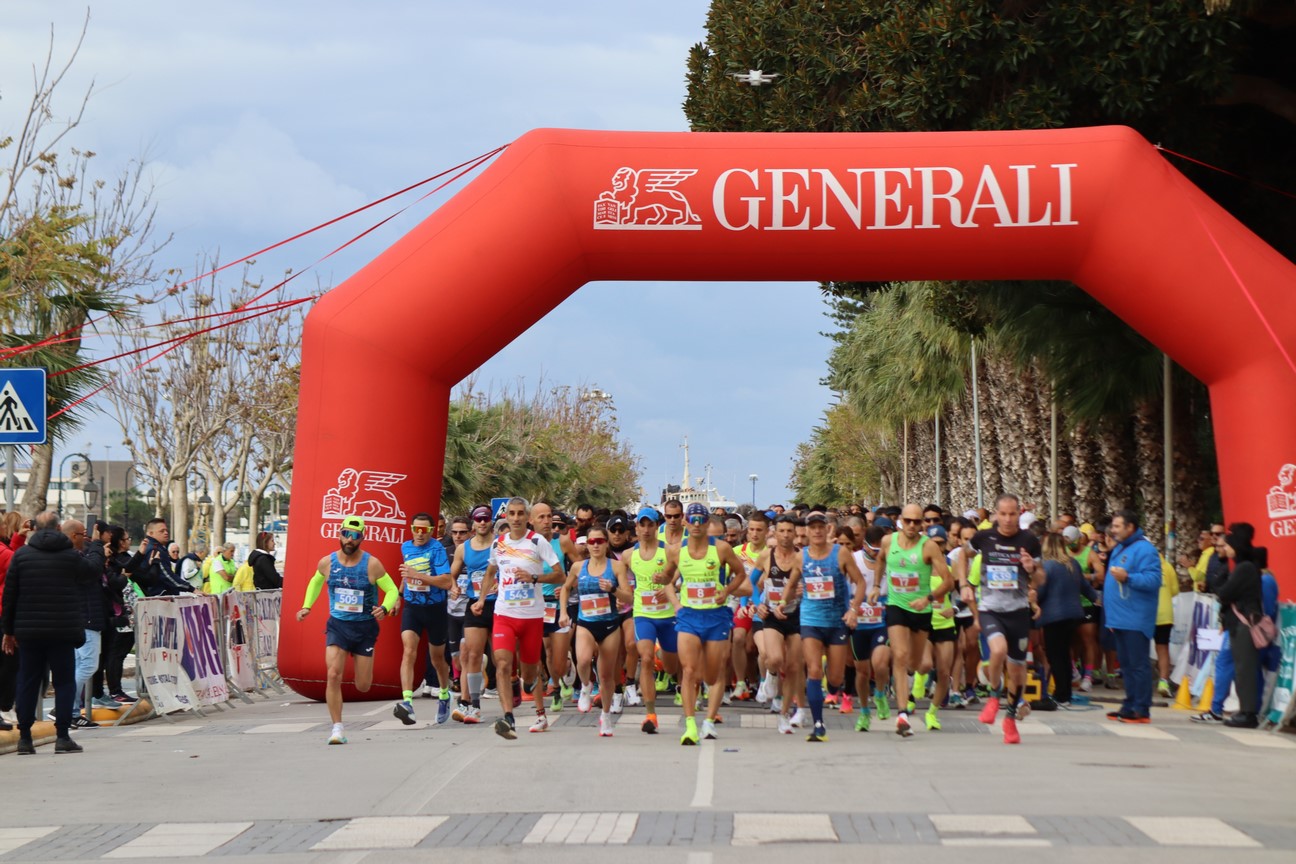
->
[266,481,285,530]
[239,491,251,528]
[748,473,759,508]
[56,452,96,519]
[145,487,157,518]
[122,464,140,531]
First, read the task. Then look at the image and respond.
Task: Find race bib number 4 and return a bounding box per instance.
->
[640,590,670,613]
[333,587,364,615]
[889,572,919,593]
[686,582,717,605]
[806,578,835,601]
[986,565,1018,591]
[580,593,612,618]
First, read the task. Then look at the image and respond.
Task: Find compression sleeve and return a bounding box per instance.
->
[377,574,399,613]
[302,571,326,608]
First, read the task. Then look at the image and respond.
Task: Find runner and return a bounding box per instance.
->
[870,503,954,737]
[730,513,770,702]
[917,524,957,730]
[606,515,643,709]
[753,514,805,733]
[850,524,892,731]
[629,507,680,735]
[449,505,496,725]
[783,510,864,742]
[476,497,564,739]
[531,502,582,713]
[296,516,399,745]
[394,512,454,727]
[560,525,632,737]
[659,498,688,547]
[444,516,471,708]
[956,493,1044,745]
[670,503,750,745]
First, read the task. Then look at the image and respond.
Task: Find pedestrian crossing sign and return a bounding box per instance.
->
[0,368,46,445]
[491,497,511,519]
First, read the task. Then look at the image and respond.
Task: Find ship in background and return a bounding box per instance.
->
[655,437,738,512]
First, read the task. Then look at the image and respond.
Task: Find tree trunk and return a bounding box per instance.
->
[1133,400,1165,548]
[20,442,52,516]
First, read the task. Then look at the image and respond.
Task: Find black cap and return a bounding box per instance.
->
[606,515,628,532]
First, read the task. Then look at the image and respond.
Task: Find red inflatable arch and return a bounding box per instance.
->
[280,127,1295,700]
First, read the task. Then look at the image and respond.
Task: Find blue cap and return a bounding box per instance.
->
[635,506,660,524]
[685,502,709,519]
[874,516,895,529]
[764,510,778,520]
[926,525,948,540]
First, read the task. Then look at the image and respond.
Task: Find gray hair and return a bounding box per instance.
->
[506,496,530,512]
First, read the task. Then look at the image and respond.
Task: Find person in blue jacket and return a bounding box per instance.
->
[1102,510,1162,723]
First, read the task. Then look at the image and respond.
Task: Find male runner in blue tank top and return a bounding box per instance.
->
[297,516,400,745]
[448,505,495,724]
[394,512,454,727]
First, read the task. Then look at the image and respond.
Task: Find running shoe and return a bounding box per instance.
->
[111,692,138,704]
[71,715,98,729]
[755,675,771,704]
[625,684,641,707]
[855,712,871,732]
[824,691,839,707]
[1080,676,1093,693]
[770,696,783,714]
[92,696,121,710]
[807,722,828,742]
[947,691,966,709]
[1118,714,1151,725]
[874,692,890,720]
[394,700,417,725]
[550,693,563,713]
[436,696,451,725]
[545,680,557,698]
[681,718,699,745]
[978,696,1001,725]
[925,708,941,731]
[1016,700,1032,721]
[839,694,853,714]
[328,724,347,745]
[732,681,750,701]
[451,702,467,723]
[420,683,434,698]
[642,714,658,735]
[896,713,913,738]
[494,717,517,739]
[789,707,806,728]
[610,693,624,715]
[599,713,614,737]
[578,688,593,714]
[906,699,916,714]
[1106,710,1130,720]
[1002,716,1020,744]
[655,671,669,693]
[1157,679,1172,698]
[482,688,498,700]
[529,714,550,733]
[673,690,684,707]
[722,689,732,706]
[1191,711,1224,724]
[561,682,575,704]
[963,688,981,706]
[462,706,482,724]
[702,719,718,740]
[778,714,793,735]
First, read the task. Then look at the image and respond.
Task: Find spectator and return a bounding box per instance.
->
[1215,525,1265,728]
[1036,532,1097,706]
[1,511,91,754]
[0,513,29,727]
[248,532,282,590]
[1103,510,1162,723]
[206,543,238,594]
[1179,527,1216,592]
[61,519,104,727]
[1204,522,1230,593]
[133,519,192,596]
[177,543,205,590]
[101,526,139,704]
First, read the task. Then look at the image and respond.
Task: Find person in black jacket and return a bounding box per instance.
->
[1215,524,1265,729]
[67,518,107,726]
[248,532,282,590]
[1,511,91,754]
[132,519,192,597]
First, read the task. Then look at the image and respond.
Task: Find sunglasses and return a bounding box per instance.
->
[586,537,608,546]
[411,526,432,533]
[340,529,363,540]
[900,518,923,526]
[687,516,707,526]
[450,529,469,536]
[473,516,491,523]
[923,517,941,524]
[665,513,683,520]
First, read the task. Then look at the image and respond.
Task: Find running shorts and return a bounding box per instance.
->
[492,614,543,665]
[800,623,849,646]
[886,604,932,633]
[400,601,448,646]
[850,626,887,662]
[979,608,1033,664]
[634,616,679,654]
[326,617,379,656]
[676,607,732,643]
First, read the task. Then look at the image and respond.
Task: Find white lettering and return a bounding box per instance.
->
[813,168,868,230]
[714,168,761,231]
[967,165,1014,227]
[767,169,811,230]
[1271,518,1296,539]
[1052,163,1078,225]
[1009,164,1052,227]
[915,167,965,229]
[862,168,913,230]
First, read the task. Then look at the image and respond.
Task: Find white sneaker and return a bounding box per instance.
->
[327,724,346,745]
[598,712,614,737]
[624,684,641,707]
[722,689,733,706]
[778,714,793,735]
[610,693,624,715]
[732,681,749,701]
[702,718,718,740]
[578,688,593,714]
[789,707,806,728]
[420,683,434,698]
[482,688,498,700]
[755,676,770,704]
[529,714,550,733]
[771,696,783,714]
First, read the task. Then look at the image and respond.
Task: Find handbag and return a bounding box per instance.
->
[1232,603,1276,649]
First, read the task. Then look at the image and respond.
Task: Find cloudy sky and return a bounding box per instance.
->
[0,2,836,507]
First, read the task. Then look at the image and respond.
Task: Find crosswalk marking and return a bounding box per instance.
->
[1217,729,1296,749]
[931,814,1036,835]
[1126,817,1261,847]
[1106,724,1178,741]
[732,813,836,845]
[942,837,1052,847]
[118,725,195,737]
[244,723,320,734]
[0,827,58,856]
[103,822,252,858]
[312,816,447,850]
[523,812,637,844]
[995,718,1054,735]
[367,719,431,731]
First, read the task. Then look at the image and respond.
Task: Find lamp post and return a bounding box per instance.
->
[56,452,96,519]
[266,481,285,530]
[748,473,759,508]
[122,464,140,532]
[83,476,100,527]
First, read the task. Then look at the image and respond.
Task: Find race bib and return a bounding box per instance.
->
[333,587,364,615]
[500,575,533,607]
[858,603,885,625]
[639,589,670,613]
[406,580,430,593]
[543,600,558,624]
[580,592,612,618]
[986,565,1018,591]
[470,570,486,596]
[806,578,835,601]
[685,581,717,605]
[889,571,919,593]
[766,583,784,605]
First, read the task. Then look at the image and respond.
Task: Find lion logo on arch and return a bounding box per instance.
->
[594,167,702,229]
[321,468,407,524]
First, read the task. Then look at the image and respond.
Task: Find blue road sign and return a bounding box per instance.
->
[491,497,511,519]
[0,368,46,445]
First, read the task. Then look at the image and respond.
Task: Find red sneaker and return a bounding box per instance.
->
[1118,714,1151,724]
[1002,715,1020,744]
[978,696,1001,725]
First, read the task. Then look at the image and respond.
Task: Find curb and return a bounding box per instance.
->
[0,699,155,755]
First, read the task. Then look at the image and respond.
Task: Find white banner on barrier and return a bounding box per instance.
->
[253,591,282,668]
[224,592,256,691]
[136,599,200,713]
[1171,593,1219,692]
[176,595,230,706]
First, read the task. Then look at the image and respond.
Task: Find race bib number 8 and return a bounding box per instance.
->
[986,565,1018,591]
[333,587,364,615]
[686,581,717,605]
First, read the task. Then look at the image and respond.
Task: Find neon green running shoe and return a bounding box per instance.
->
[680,717,699,746]
[874,692,890,720]
[855,712,871,732]
[674,690,683,707]
[925,708,941,731]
